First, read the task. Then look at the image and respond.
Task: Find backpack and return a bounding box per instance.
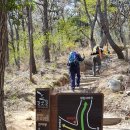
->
[68,51,78,64]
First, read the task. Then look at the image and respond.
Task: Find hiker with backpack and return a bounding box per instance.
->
[91,46,103,76]
[67,51,85,91]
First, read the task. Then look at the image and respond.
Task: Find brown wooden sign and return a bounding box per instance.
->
[36,88,50,130]
[57,93,104,130]
[36,88,104,130]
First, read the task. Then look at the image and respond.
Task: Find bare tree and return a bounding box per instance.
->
[97,0,124,59]
[21,7,27,50]
[5,24,9,66]
[14,21,20,69]
[26,3,37,81]
[8,13,18,66]
[0,0,7,129]
[34,0,50,62]
[83,0,99,49]
[43,0,50,62]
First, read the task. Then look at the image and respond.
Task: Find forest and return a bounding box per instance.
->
[0,0,130,130]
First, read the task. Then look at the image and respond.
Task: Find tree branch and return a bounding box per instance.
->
[83,0,92,25]
[33,1,43,6]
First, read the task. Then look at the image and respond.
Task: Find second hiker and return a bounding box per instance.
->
[91,46,103,76]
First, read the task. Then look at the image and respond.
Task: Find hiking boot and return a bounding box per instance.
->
[96,70,100,75]
[93,71,96,76]
[71,87,75,91]
[76,84,80,87]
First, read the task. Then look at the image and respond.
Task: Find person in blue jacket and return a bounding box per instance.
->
[67,51,85,91]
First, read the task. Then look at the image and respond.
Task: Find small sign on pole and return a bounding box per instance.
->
[36,88,50,130]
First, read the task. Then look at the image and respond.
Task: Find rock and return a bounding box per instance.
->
[58,76,69,86]
[26,116,32,120]
[119,91,124,94]
[6,80,12,84]
[84,59,93,69]
[52,81,61,87]
[114,75,124,82]
[103,118,122,126]
[40,71,45,76]
[125,116,130,120]
[108,79,121,92]
[28,105,35,111]
[80,59,93,72]
[126,91,130,96]
[80,62,86,72]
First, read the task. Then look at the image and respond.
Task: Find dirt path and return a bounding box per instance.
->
[5,54,130,130]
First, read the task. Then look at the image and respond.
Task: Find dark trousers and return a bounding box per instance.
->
[69,67,80,88]
[93,55,101,76]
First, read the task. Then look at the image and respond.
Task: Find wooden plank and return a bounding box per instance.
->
[80,82,96,86]
[103,127,130,130]
[80,78,96,83]
[82,75,100,78]
[60,89,81,93]
[103,118,122,126]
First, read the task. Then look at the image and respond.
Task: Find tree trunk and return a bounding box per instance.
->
[83,0,98,50]
[5,28,9,66]
[104,26,124,59]
[100,33,107,48]
[15,25,20,69]
[0,0,7,129]
[119,26,126,44]
[90,37,96,50]
[43,0,50,62]
[90,29,96,49]
[129,20,130,42]
[8,17,18,65]
[98,0,124,59]
[119,26,128,61]
[44,44,50,62]
[105,31,124,59]
[21,9,27,50]
[27,5,37,81]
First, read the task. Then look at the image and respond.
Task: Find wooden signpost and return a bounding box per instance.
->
[36,88,50,130]
[36,88,104,130]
